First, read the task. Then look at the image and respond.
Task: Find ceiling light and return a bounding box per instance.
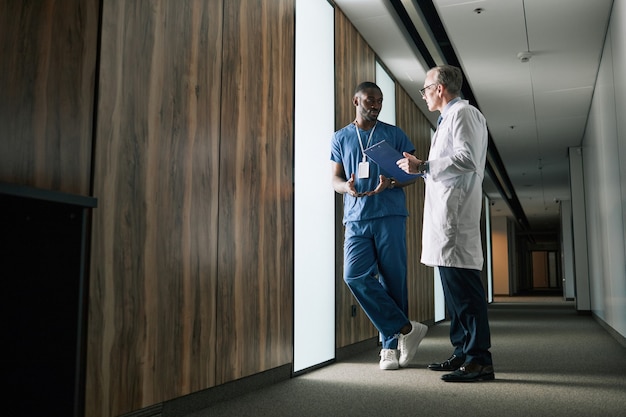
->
[517,51,532,63]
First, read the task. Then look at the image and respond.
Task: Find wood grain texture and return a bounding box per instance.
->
[0,0,457,414]
[88,1,223,415]
[334,8,378,348]
[396,87,435,322]
[0,0,98,195]
[216,0,295,384]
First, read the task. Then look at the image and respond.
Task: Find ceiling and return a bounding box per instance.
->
[333,0,614,234]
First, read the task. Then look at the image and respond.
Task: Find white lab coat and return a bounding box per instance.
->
[421,99,488,270]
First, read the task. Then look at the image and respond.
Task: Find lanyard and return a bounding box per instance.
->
[355,122,377,162]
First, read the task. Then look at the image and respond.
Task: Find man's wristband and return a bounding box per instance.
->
[417,161,429,175]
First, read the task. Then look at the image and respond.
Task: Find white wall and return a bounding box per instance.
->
[580,0,626,338]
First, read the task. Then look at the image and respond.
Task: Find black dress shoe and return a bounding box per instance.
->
[441,362,495,382]
[428,355,464,371]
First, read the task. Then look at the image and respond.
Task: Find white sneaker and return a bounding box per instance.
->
[379,349,399,370]
[398,321,428,367]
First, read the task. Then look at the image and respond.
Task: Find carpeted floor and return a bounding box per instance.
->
[184,297,626,417]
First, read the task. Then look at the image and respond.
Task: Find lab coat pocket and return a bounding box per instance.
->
[431,184,462,233]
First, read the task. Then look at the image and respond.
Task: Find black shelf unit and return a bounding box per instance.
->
[1,182,97,417]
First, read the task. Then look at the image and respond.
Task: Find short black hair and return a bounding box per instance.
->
[354,81,381,97]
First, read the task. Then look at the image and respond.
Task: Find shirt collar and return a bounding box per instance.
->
[440,97,461,120]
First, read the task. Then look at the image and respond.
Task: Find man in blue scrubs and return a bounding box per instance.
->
[331,82,427,370]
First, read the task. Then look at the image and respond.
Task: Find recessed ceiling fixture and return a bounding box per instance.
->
[517,51,532,62]
[473,8,485,14]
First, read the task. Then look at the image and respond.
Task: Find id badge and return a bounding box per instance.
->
[358,161,370,179]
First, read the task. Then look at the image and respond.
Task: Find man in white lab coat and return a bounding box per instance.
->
[397,65,494,382]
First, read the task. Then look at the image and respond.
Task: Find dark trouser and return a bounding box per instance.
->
[438,266,493,365]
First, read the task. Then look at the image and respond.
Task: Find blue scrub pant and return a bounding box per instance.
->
[343,216,409,349]
[438,266,492,365]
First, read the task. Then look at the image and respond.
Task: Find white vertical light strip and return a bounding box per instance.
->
[294,0,335,372]
[569,147,591,310]
[376,62,396,125]
[560,200,575,300]
[428,127,445,321]
[484,195,493,303]
[434,268,445,322]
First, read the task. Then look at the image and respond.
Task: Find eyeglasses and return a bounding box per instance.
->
[419,83,438,98]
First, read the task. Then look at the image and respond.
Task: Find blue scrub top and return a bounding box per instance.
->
[330,121,415,224]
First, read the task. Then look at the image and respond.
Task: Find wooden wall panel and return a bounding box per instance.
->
[88,1,222,415]
[0,0,98,195]
[5,0,434,413]
[396,87,435,322]
[216,0,295,383]
[334,8,378,348]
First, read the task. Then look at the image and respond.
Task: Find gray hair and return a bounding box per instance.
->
[432,65,463,96]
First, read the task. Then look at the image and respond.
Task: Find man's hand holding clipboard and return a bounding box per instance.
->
[363,140,424,182]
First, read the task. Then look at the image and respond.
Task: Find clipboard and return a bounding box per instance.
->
[363,140,422,182]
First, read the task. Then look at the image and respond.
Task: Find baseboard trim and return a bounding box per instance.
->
[335,337,379,361]
[119,403,163,417]
[592,313,626,349]
[164,364,292,417]
[120,365,292,417]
